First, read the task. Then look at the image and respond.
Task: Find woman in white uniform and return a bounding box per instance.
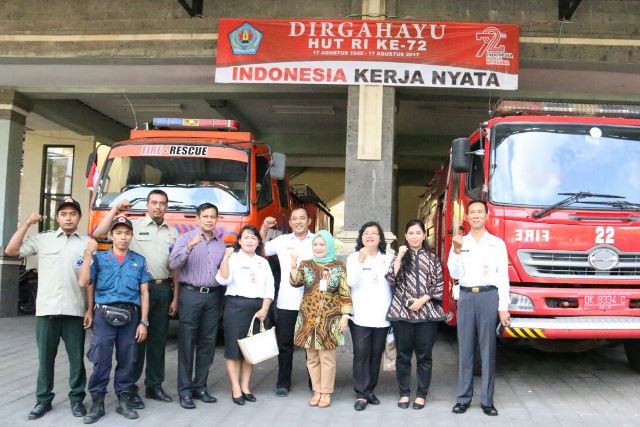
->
[346,221,393,411]
[216,225,274,406]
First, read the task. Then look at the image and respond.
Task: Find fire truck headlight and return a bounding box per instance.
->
[509,293,534,312]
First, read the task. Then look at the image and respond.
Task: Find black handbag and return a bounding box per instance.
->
[99,304,135,327]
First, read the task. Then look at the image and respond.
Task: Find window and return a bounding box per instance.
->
[256,156,272,209]
[94,156,249,214]
[40,146,74,231]
[466,140,484,199]
[276,180,289,208]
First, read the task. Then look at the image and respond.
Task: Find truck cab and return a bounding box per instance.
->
[89,118,292,244]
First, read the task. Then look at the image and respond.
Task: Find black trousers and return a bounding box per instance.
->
[87,307,139,397]
[275,308,299,390]
[391,320,439,399]
[349,320,388,398]
[131,281,172,390]
[177,286,223,398]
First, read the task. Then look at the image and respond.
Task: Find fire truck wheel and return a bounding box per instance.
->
[623,340,640,373]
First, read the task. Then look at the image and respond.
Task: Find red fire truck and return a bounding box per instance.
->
[418,100,640,370]
[87,118,331,244]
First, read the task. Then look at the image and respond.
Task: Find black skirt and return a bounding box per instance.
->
[223,295,264,360]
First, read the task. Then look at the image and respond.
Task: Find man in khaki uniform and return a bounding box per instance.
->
[4,198,93,420]
[93,190,178,407]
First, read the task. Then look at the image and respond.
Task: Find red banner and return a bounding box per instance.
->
[216,18,519,90]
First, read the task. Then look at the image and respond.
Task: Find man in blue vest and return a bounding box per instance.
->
[79,216,151,424]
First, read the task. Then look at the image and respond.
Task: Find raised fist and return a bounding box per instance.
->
[25,213,42,227]
[263,217,277,230]
[397,245,408,259]
[187,233,203,251]
[116,199,132,211]
[85,239,98,255]
[452,230,464,254]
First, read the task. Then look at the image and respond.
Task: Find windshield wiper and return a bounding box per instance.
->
[532,192,625,219]
[167,204,198,211]
[577,200,640,210]
[121,183,195,191]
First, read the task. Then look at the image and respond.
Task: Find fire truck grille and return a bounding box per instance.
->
[517,250,640,279]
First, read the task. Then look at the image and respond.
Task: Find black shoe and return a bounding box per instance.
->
[145,386,173,403]
[124,392,145,410]
[242,393,256,402]
[83,398,105,424]
[275,387,289,397]
[452,402,470,414]
[193,390,217,403]
[397,398,410,409]
[179,395,196,409]
[365,394,380,405]
[116,394,139,419]
[28,402,52,420]
[413,398,426,410]
[354,399,368,411]
[71,401,87,417]
[481,404,499,416]
[232,395,245,406]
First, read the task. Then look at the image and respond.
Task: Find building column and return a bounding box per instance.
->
[0,90,29,317]
[338,84,397,254]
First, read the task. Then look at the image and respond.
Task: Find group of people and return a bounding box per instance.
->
[5,189,511,422]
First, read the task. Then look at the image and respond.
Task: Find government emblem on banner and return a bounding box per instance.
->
[229,22,263,55]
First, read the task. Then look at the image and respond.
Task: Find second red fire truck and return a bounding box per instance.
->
[418,100,640,370]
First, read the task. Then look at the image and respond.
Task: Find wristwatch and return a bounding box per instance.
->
[139,320,150,327]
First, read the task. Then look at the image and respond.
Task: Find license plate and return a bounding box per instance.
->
[584,295,628,310]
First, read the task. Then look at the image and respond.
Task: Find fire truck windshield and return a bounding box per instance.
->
[491,124,640,209]
[93,155,249,214]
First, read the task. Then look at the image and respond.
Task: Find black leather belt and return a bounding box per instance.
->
[460,285,498,294]
[152,278,171,285]
[180,282,220,294]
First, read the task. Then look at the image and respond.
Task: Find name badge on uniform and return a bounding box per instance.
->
[319,269,329,292]
[137,232,152,241]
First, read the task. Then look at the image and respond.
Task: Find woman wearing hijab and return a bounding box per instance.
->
[385,219,445,410]
[290,230,352,409]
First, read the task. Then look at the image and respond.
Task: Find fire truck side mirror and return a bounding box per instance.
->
[271,153,287,180]
[451,138,471,173]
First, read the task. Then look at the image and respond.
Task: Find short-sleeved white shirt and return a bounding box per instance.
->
[215,250,275,300]
[347,251,394,327]
[264,232,315,310]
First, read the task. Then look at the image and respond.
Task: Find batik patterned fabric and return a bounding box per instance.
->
[385,249,446,322]
[291,259,353,350]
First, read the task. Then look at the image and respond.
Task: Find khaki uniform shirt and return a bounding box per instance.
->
[19,228,88,317]
[129,215,178,280]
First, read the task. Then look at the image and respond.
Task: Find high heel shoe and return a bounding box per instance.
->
[397,397,410,409]
[309,392,321,407]
[318,393,331,408]
[241,393,256,403]
[231,394,245,406]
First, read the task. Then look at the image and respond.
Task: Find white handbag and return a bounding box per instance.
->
[382,329,396,372]
[237,315,279,365]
